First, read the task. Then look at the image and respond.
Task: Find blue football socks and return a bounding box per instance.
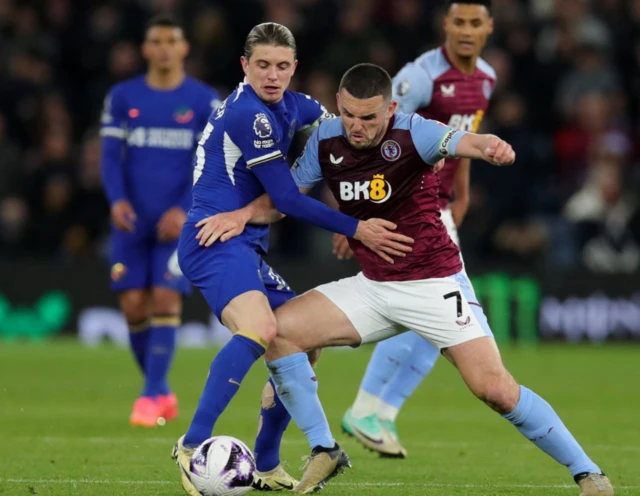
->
[184,332,266,447]
[142,315,179,397]
[128,319,150,374]
[254,378,291,472]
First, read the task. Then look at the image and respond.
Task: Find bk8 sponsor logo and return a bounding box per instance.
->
[339,174,392,203]
[447,110,484,132]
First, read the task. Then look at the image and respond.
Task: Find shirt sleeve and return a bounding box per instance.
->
[227,106,284,168]
[99,87,128,204]
[291,127,323,189]
[409,114,467,165]
[392,63,434,114]
[295,93,334,136]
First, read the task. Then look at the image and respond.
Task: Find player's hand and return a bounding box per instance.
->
[332,233,354,260]
[195,210,250,247]
[484,136,515,166]
[433,158,445,173]
[157,207,187,242]
[353,218,414,264]
[111,200,136,232]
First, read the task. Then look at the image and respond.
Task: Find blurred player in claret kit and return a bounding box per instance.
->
[170,23,411,496]
[337,0,498,458]
[100,16,221,428]
[219,62,613,496]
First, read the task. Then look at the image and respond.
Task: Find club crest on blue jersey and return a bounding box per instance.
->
[174,106,194,124]
[253,113,273,138]
[381,140,401,162]
[111,263,127,282]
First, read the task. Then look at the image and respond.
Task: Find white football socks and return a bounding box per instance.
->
[351,389,380,418]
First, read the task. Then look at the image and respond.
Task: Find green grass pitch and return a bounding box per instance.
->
[0,341,638,495]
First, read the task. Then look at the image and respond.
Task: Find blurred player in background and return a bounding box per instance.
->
[339,0,497,457]
[170,23,410,496]
[100,16,220,428]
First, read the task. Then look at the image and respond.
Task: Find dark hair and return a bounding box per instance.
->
[244,23,296,60]
[447,0,492,13]
[339,63,392,100]
[145,15,183,33]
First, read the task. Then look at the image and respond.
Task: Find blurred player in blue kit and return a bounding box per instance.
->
[100,16,220,428]
[170,23,413,495]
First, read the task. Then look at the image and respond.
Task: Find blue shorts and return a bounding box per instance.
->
[178,222,295,319]
[110,227,190,294]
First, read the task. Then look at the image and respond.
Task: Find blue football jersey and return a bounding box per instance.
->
[189,82,330,253]
[100,76,221,225]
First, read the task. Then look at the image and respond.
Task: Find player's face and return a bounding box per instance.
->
[241,44,298,104]
[142,26,189,72]
[444,4,493,59]
[337,89,397,150]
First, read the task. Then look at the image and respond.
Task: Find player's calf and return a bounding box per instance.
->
[448,337,611,492]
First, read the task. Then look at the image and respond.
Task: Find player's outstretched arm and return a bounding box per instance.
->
[454,133,515,166]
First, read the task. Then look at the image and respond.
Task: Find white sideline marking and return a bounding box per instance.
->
[1,478,638,491]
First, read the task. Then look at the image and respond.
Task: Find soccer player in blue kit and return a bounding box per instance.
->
[170,23,413,496]
[100,16,220,428]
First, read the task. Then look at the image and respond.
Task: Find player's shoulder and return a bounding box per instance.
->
[107,75,146,98]
[476,56,497,81]
[413,47,451,81]
[184,76,218,96]
[286,90,319,107]
[315,117,345,142]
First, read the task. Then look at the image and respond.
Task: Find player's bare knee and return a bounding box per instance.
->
[119,291,150,324]
[254,315,277,344]
[473,372,519,414]
[151,287,182,315]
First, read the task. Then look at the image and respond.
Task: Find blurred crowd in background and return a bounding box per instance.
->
[0,0,639,273]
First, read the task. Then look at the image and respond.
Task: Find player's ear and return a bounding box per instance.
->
[487,17,494,35]
[292,59,298,75]
[240,56,249,76]
[182,40,190,58]
[388,99,397,117]
[335,92,341,112]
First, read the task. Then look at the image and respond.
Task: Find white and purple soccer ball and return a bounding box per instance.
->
[188,436,256,496]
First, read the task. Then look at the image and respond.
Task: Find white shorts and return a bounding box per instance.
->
[314,270,492,349]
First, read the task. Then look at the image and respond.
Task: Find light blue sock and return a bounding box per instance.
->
[503,386,601,476]
[360,333,413,396]
[267,353,334,450]
[379,333,439,409]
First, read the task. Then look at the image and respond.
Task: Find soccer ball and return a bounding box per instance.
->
[188,436,256,496]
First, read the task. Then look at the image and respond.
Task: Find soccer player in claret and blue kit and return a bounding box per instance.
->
[341,0,499,459]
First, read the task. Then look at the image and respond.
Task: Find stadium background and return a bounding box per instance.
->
[0,0,638,343]
[1,1,639,495]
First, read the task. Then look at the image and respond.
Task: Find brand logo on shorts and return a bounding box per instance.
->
[111,263,127,282]
[381,140,401,162]
[456,316,471,327]
[339,174,392,204]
